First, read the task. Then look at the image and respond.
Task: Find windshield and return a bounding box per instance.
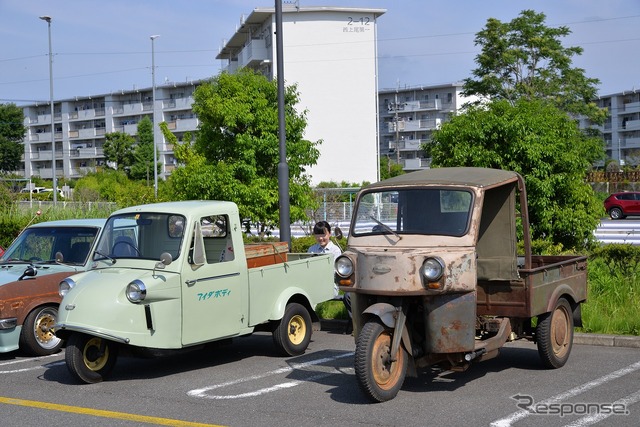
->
[94,212,185,260]
[0,226,99,265]
[352,188,473,237]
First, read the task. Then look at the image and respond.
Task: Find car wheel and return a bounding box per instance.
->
[65,333,119,384]
[609,207,624,219]
[536,297,574,369]
[19,306,63,356]
[272,303,312,356]
[355,319,408,402]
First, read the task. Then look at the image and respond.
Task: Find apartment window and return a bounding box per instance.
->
[447,93,452,103]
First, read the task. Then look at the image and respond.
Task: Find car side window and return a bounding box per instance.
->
[200,215,235,264]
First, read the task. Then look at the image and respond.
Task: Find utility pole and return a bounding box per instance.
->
[275,0,291,248]
[150,35,160,199]
[40,15,57,204]
[394,92,400,165]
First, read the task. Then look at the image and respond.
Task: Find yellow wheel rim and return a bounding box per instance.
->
[287,314,307,345]
[83,337,110,371]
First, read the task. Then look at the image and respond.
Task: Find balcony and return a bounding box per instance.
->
[113,103,143,115]
[387,118,441,133]
[385,99,441,114]
[31,149,63,161]
[622,119,640,131]
[70,146,104,158]
[621,137,640,149]
[165,117,198,131]
[623,101,640,114]
[164,97,194,110]
[222,60,239,74]
[389,138,425,151]
[239,38,269,68]
[402,158,430,170]
[124,123,138,135]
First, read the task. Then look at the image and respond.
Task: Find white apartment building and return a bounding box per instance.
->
[378,83,476,172]
[216,6,385,185]
[580,89,640,167]
[20,80,200,180]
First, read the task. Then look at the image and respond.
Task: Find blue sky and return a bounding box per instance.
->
[1,0,638,105]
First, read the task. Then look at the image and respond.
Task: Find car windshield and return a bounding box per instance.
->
[94,212,185,260]
[0,226,99,265]
[352,188,473,237]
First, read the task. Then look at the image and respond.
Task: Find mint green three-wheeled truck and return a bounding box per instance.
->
[55,201,334,383]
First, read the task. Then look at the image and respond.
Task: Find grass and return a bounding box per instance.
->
[578,250,640,335]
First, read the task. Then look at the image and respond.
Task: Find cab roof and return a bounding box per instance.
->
[365,167,521,190]
[111,200,239,218]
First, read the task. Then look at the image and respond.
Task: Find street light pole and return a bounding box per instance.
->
[40,15,57,204]
[150,35,160,199]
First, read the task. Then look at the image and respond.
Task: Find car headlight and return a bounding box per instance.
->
[126,280,147,303]
[59,277,77,297]
[335,256,354,278]
[421,257,444,283]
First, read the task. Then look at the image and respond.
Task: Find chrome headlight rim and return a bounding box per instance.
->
[59,277,77,298]
[126,279,147,303]
[335,255,354,278]
[421,257,445,283]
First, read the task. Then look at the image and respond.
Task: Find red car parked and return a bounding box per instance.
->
[604,191,640,219]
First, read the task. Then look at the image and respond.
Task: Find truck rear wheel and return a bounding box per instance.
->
[355,319,408,402]
[273,303,312,356]
[65,333,119,384]
[536,297,573,369]
[19,305,63,356]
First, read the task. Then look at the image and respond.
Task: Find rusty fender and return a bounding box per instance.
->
[363,302,413,360]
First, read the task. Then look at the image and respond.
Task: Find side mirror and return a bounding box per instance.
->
[154,252,173,270]
[159,252,173,266]
[334,227,344,240]
[19,266,37,281]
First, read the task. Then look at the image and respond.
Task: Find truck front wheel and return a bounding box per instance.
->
[273,303,312,356]
[65,333,119,384]
[536,297,574,369]
[355,319,408,402]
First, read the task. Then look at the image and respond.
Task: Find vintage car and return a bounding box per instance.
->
[0,218,106,355]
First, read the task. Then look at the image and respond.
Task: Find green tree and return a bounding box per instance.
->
[167,69,321,234]
[379,156,405,181]
[427,98,604,250]
[0,103,26,173]
[103,132,135,172]
[74,169,155,206]
[463,10,606,124]
[129,116,157,182]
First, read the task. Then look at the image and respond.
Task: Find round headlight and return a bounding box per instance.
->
[422,258,444,282]
[59,277,76,298]
[335,256,354,278]
[126,280,146,303]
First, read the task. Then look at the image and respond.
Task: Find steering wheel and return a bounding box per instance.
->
[112,241,142,256]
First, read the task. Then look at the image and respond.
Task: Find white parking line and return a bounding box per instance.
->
[563,389,640,426]
[491,360,640,426]
[0,355,61,374]
[187,352,354,400]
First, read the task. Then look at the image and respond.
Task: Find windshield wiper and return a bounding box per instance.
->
[369,216,402,240]
[94,250,116,264]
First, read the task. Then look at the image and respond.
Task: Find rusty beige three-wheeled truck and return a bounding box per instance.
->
[334,167,588,402]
